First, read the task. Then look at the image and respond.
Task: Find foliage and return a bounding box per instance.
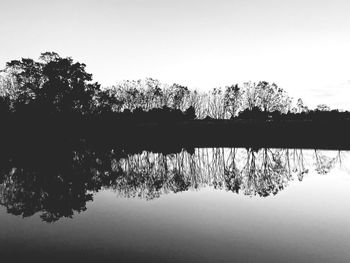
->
[2,52,100,114]
[0,52,343,121]
[242,81,291,113]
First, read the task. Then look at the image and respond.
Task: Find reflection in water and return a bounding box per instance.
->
[0,147,343,222]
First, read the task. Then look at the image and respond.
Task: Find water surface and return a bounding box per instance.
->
[1,148,349,262]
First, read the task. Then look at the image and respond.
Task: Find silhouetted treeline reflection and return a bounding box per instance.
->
[0,146,343,222]
[0,52,349,224]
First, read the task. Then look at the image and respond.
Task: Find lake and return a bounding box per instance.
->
[1,148,350,262]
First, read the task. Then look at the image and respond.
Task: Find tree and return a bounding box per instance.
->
[184,106,196,120]
[224,84,241,118]
[110,80,142,111]
[316,104,330,112]
[187,90,207,119]
[241,81,291,113]
[3,58,44,105]
[207,87,225,119]
[255,81,291,113]
[143,78,164,110]
[168,83,190,110]
[95,89,124,113]
[243,81,259,110]
[0,73,18,106]
[296,98,308,113]
[3,52,100,114]
[39,55,100,114]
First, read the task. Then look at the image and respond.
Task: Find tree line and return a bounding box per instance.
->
[0,52,348,121]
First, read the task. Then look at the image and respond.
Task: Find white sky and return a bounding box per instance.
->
[1,0,350,109]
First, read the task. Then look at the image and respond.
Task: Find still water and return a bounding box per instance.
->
[1,148,350,262]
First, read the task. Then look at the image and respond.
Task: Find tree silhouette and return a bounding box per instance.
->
[224,84,241,118]
[256,81,291,112]
[296,98,309,113]
[316,104,331,112]
[4,58,43,106]
[39,54,100,114]
[3,52,100,114]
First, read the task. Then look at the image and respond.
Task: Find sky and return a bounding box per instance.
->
[1,0,350,109]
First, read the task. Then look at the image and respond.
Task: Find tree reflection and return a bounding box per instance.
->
[0,145,344,222]
[313,150,342,175]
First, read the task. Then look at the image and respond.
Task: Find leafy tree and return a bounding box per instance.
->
[3,58,44,105]
[168,83,190,110]
[255,81,291,113]
[95,89,124,113]
[241,81,291,113]
[3,52,100,114]
[39,54,100,114]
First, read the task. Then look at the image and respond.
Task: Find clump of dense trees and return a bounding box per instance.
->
[0,52,349,122]
[0,52,99,115]
[0,52,196,121]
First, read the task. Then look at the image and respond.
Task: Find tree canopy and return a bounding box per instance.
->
[0,52,340,121]
[2,52,100,114]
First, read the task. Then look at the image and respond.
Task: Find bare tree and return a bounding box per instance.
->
[207,87,225,119]
[224,84,242,118]
[316,104,330,112]
[296,98,309,113]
